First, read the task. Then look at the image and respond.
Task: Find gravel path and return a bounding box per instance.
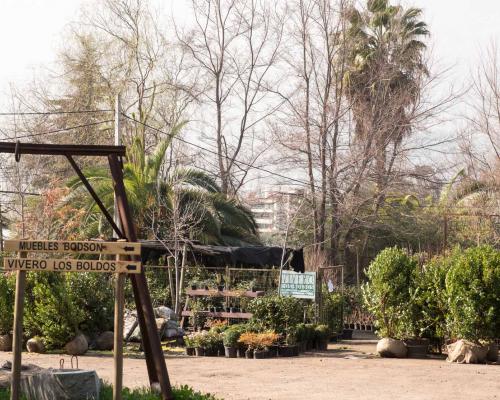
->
[5,340,499,400]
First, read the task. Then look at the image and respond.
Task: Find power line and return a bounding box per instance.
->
[2,119,114,140]
[0,109,113,116]
[121,113,312,187]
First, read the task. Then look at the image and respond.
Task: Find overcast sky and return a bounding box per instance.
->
[0,0,498,102]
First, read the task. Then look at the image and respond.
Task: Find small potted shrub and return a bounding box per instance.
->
[314,325,330,351]
[253,331,279,359]
[238,332,257,359]
[304,324,316,350]
[223,327,241,358]
[295,323,307,353]
[193,331,206,357]
[184,333,197,356]
[278,327,299,357]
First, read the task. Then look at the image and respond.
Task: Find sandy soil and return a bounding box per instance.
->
[6,340,500,400]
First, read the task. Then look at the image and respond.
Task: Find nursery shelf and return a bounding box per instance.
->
[186,289,265,298]
[181,310,253,319]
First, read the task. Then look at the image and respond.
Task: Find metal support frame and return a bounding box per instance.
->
[1,141,173,400]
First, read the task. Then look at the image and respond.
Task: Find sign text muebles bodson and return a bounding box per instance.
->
[4,258,141,274]
[4,240,141,255]
[279,271,316,299]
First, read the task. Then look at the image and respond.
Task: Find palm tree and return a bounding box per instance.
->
[66,132,259,246]
[345,0,429,197]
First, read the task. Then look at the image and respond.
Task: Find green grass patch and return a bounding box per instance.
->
[0,384,220,400]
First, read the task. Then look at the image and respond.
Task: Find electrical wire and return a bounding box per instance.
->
[0,110,113,116]
[1,119,114,140]
[121,113,312,187]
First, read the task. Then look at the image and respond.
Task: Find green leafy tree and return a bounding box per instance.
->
[0,270,15,335]
[66,131,259,245]
[345,0,429,199]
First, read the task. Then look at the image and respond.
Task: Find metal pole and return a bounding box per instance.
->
[113,254,125,400]
[113,95,121,240]
[10,252,26,400]
[108,154,173,400]
[0,203,3,252]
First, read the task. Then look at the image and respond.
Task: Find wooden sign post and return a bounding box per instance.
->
[4,239,141,400]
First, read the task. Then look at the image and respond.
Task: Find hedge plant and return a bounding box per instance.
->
[362,247,418,339]
[0,272,15,335]
[445,245,500,342]
[248,294,303,336]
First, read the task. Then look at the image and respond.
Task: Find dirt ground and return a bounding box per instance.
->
[6,340,500,400]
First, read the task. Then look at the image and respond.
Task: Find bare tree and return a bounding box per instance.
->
[177,0,284,195]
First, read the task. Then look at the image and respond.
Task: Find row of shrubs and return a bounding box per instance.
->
[184,320,331,359]
[363,245,500,343]
[0,269,115,349]
[185,294,334,359]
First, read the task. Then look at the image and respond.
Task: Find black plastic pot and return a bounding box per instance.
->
[224,346,237,358]
[245,348,254,359]
[404,338,429,359]
[269,345,279,357]
[316,338,328,351]
[190,285,197,290]
[195,347,206,357]
[185,347,195,356]
[342,329,353,340]
[217,285,224,291]
[278,345,299,357]
[254,349,269,359]
[205,348,218,357]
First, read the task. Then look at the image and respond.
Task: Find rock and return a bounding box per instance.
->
[376,338,407,358]
[0,335,12,352]
[156,318,167,340]
[95,331,114,351]
[446,340,488,364]
[164,320,183,338]
[486,342,498,362]
[64,334,88,356]
[124,310,138,342]
[20,368,101,400]
[26,338,45,354]
[154,306,176,320]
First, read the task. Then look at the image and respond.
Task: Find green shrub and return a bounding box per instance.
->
[321,290,344,334]
[248,294,303,336]
[0,272,15,335]
[24,273,85,349]
[314,324,330,340]
[0,384,221,400]
[222,326,241,347]
[445,245,500,342]
[66,273,114,334]
[362,247,418,339]
[417,254,452,339]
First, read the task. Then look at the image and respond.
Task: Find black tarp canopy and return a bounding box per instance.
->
[140,240,305,273]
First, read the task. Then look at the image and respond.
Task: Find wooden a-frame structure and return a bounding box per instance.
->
[0,142,173,400]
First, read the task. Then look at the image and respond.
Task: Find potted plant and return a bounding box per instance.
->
[445,246,500,363]
[295,323,307,352]
[363,247,419,358]
[314,325,330,351]
[183,333,196,356]
[278,327,299,357]
[193,331,206,357]
[223,326,241,358]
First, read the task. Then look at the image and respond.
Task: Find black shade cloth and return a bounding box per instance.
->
[140,240,305,272]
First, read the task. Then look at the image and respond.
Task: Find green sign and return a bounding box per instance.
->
[280,271,316,299]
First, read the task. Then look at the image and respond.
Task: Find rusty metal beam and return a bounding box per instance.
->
[66,155,124,239]
[0,141,126,157]
[108,154,173,400]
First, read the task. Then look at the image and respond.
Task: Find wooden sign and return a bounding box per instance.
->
[4,258,141,274]
[4,240,141,255]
